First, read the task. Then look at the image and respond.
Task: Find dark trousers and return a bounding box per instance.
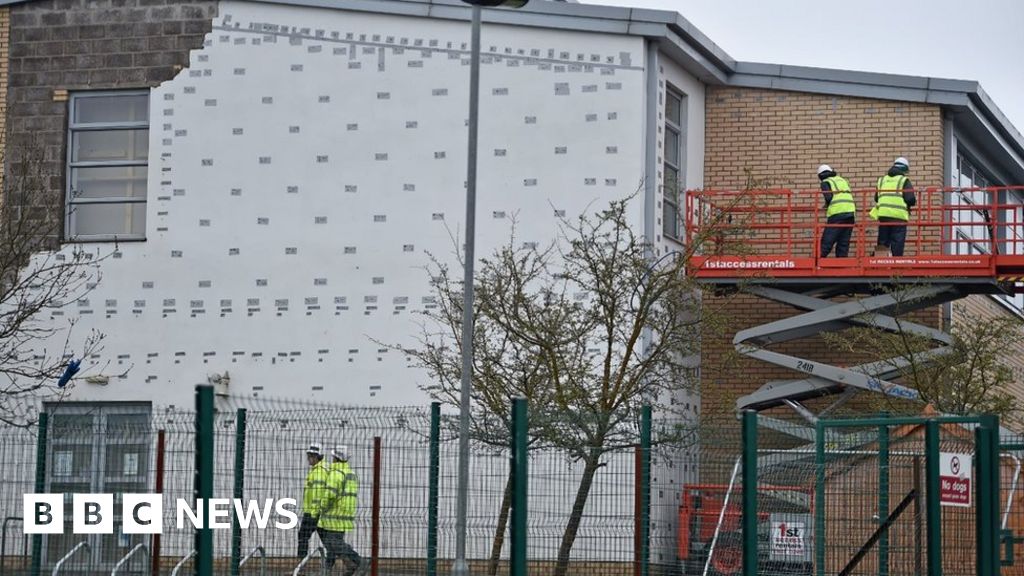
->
[820,216,854,257]
[318,528,362,573]
[877,218,908,256]
[297,513,317,558]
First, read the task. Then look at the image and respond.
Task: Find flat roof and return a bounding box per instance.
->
[4,0,1022,179]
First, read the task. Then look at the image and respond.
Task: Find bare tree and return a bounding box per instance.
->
[396,229,556,575]
[823,284,1021,424]
[1,140,107,426]
[403,193,748,574]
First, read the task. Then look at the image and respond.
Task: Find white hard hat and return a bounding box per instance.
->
[893,157,909,168]
[817,164,833,175]
[306,443,324,457]
[331,445,349,461]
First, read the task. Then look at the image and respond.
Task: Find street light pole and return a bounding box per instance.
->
[453,2,528,575]
[452,5,483,576]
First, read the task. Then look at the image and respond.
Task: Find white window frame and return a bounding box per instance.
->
[662,87,685,241]
[954,149,1024,315]
[66,90,150,242]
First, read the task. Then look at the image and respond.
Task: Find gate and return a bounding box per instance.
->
[740,413,1004,576]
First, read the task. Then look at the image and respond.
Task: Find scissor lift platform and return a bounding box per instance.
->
[684,186,1024,423]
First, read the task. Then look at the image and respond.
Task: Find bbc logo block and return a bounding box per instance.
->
[24,494,163,534]
[23,494,298,534]
[23,494,63,534]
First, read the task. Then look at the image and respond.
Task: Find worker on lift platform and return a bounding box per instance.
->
[872,156,917,257]
[817,164,855,258]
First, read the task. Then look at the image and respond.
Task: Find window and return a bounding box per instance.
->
[953,150,1024,312]
[66,91,150,240]
[951,152,997,255]
[662,89,684,240]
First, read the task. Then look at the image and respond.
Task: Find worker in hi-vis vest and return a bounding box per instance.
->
[319,445,363,575]
[817,164,856,258]
[871,156,917,257]
[298,443,331,558]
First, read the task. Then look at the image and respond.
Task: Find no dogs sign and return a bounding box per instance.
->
[939,452,972,507]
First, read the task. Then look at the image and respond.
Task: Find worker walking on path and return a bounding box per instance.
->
[319,445,363,575]
[298,443,332,558]
[871,156,916,256]
[817,164,856,257]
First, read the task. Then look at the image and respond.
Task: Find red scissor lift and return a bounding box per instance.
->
[674,187,1024,575]
[683,185,1024,413]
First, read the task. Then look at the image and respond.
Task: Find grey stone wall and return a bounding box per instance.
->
[5,0,217,241]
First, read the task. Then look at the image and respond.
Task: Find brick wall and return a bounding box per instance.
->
[705,87,944,190]
[701,86,946,416]
[5,0,217,240]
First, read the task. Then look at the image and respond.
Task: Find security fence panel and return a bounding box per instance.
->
[737,414,1004,576]
[999,434,1024,575]
[0,424,35,576]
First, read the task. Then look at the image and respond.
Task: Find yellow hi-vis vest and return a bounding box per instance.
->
[320,461,358,532]
[875,175,910,221]
[302,460,332,517]
[823,176,855,218]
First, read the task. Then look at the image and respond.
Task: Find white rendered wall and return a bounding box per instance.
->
[38,2,647,410]
[12,2,721,563]
[648,52,707,565]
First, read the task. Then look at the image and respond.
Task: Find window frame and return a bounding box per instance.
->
[953,148,1024,315]
[65,90,151,242]
[952,151,997,255]
[662,87,685,241]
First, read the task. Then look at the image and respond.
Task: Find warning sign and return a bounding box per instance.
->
[939,452,972,508]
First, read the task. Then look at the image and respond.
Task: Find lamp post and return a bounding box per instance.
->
[454,2,529,576]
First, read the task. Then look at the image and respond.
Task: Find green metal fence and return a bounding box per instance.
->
[3,390,752,576]
[18,393,1015,576]
[739,412,1008,576]
[1000,433,1024,573]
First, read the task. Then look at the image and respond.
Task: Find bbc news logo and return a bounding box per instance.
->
[23,495,299,534]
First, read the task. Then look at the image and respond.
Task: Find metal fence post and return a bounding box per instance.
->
[30,412,48,576]
[639,405,651,576]
[925,419,941,576]
[195,385,214,576]
[815,420,825,576]
[988,416,1001,576]
[372,437,381,576]
[152,429,166,576]
[510,398,528,576]
[230,408,247,576]
[977,414,1000,576]
[633,444,641,576]
[879,418,890,576]
[741,410,758,576]
[427,403,440,576]
[976,421,994,576]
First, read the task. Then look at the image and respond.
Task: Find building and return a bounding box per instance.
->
[2,0,1023,570]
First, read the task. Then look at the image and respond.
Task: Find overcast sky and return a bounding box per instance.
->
[582,0,1024,137]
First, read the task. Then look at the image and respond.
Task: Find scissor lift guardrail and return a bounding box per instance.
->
[683,186,1024,428]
